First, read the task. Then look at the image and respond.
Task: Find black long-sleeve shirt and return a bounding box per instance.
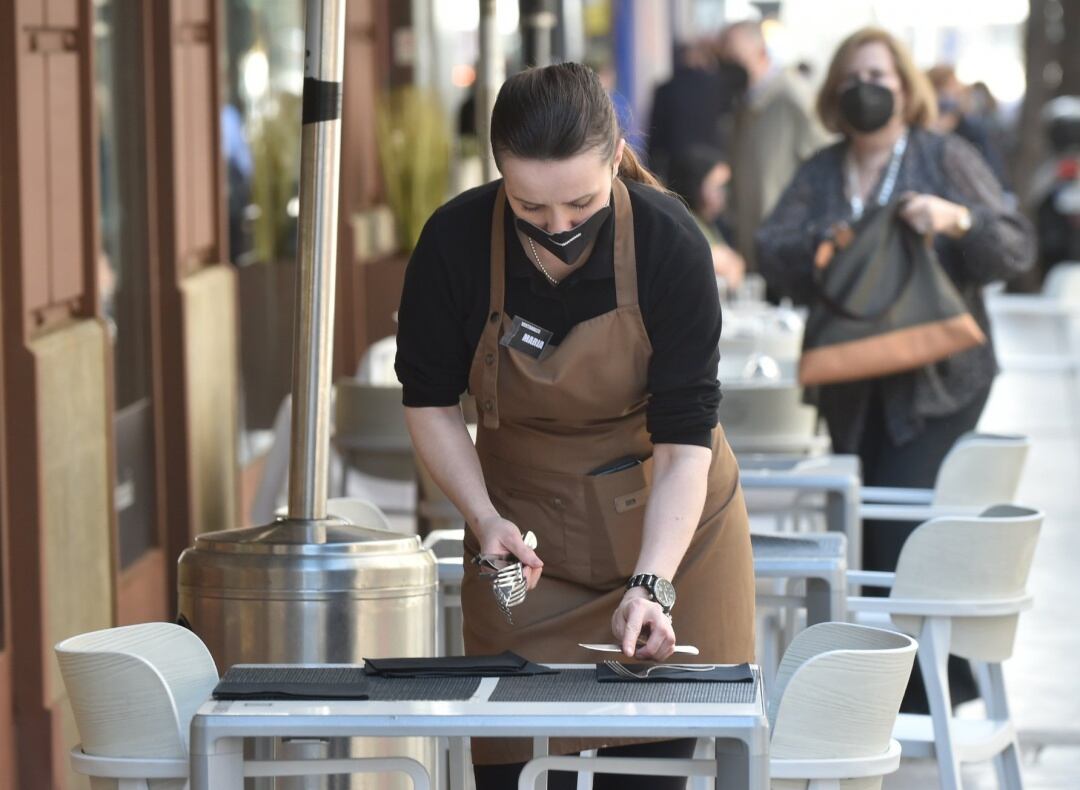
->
[756,127,1035,450]
[395,178,723,448]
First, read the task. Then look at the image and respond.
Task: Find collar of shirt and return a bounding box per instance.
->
[503,197,616,290]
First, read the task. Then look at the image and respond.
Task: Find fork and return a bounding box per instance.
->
[477,531,537,623]
[602,660,717,679]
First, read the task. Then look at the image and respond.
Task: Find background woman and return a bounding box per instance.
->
[756,27,1035,711]
[666,145,746,290]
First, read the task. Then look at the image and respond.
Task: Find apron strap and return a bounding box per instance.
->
[611,178,638,308]
[477,185,508,429]
[477,180,638,429]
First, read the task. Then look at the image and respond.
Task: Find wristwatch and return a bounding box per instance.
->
[626,573,677,615]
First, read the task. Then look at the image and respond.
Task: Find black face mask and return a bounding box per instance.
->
[514,202,612,264]
[839,81,895,133]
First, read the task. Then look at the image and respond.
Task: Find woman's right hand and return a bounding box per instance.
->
[472,513,544,590]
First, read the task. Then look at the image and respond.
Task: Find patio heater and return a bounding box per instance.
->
[177,2,437,788]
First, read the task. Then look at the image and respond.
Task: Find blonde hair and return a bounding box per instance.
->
[816,27,937,135]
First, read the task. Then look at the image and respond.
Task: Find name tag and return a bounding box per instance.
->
[500,316,554,360]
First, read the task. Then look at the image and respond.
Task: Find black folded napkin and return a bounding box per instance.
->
[596,662,754,683]
[363,650,556,678]
[213,665,370,700]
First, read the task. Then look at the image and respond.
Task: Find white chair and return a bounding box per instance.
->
[355,334,400,386]
[860,433,1029,522]
[325,496,394,531]
[767,622,917,790]
[986,261,1080,375]
[250,388,415,526]
[57,622,218,790]
[56,622,430,789]
[718,381,826,456]
[519,622,916,790]
[847,505,1043,790]
[333,379,415,498]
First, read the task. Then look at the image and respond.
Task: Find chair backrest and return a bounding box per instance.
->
[931,432,1029,507]
[354,335,399,385]
[325,496,393,531]
[333,379,414,481]
[891,505,1043,662]
[1043,261,1080,304]
[717,382,817,446]
[55,623,219,789]
[769,623,916,771]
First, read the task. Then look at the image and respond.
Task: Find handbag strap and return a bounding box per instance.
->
[811,209,920,323]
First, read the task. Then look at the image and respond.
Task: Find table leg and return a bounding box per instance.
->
[190,736,244,790]
[713,737,747,790]
[746,740,770,790]
[827,488,862,571]
[448,737,469,790]
[532,737,549,790]
[714,728,769,790]
[804,576,831,626]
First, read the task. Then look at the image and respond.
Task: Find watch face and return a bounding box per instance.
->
[653,578,676,609]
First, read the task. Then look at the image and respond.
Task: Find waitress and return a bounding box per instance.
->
[395,63,754,790]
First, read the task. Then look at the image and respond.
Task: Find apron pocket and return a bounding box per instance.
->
[488,485,569,567]
[584,457,653,587]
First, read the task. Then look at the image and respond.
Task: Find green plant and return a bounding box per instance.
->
[249,92,301,264]
[375,87,450,253]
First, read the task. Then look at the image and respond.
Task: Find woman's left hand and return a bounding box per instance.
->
[899,192,971,238]
[611,588,676,661]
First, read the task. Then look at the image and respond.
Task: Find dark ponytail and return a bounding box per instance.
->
[490,62,662,190]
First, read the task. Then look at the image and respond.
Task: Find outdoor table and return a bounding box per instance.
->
[189,664,769,790]
[738,454,862,569]
[750,532,847,627]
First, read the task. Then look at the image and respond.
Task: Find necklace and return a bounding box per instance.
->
[527,237,560,286]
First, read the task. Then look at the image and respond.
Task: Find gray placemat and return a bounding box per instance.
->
[364,675,480,701]
[751,533,845,558]
[489,668,757,704]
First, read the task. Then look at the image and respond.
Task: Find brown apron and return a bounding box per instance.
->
[463,178,755,765]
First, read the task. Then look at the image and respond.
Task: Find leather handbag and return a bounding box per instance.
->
[799,200,986,387]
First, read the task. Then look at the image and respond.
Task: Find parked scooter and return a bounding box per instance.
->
[1027,96,1080,286]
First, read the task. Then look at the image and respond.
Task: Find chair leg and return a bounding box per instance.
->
[920,617,964,790]
[981,663,1024,790]
[993,742,1025,790]
[577,749,597,790]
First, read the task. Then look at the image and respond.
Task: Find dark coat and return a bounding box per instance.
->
[756,127,1035,451]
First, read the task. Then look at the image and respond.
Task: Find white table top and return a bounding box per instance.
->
[192,665,766,742]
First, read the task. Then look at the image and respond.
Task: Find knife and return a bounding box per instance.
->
[578,643,700,656]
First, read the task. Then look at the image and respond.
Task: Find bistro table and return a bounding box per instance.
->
[738,454,862,569]
[190,665,770,790]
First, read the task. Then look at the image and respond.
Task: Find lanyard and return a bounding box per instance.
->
[847,131,908,220]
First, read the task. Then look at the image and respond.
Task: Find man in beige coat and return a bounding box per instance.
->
[722,21,830,273]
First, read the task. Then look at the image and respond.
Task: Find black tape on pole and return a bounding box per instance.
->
[302,77,342,124]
